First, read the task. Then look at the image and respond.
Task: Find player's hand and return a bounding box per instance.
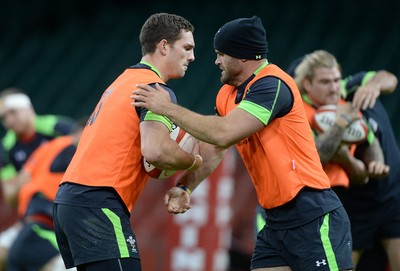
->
[336,103,360,122]
[131,83,172,116]
[367,161,390,178]
[352,84,380,111]
[163,187,191,214]
[336,102,360,126]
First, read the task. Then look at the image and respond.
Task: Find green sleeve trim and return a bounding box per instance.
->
[102,208,130,258]
[1,165,17,181]
[362,117,375,145]
[361,71,377,86]
[342,71,377,98]
[2,132,17,151]
[32,224,59,250]
[269,79,281,116]
[319,213,339,270]
[311,129,316,138]
[256,213,266,233]
[238,100,271,125]
[143,111,173,131]
[340,79,348,98]
[366,125,375,144]
[238,79,282,125]
[2,115,63,150]
[35,115,58,135]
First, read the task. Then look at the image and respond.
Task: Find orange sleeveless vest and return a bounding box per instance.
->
[216,64,330,209]
[19,136,74,216]
[61,68,164,212]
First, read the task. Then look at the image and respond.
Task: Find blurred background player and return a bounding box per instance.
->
[294,50,389,193]
[4,119,85,271]
[256,52,399,271]
[294,50,399,270]
[341,69,400,270]
[0,88,75,271]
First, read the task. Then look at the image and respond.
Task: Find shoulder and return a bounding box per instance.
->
[150,83,177,104]
[1,131,17,151]
[248,76,292,103]
[251,75,292,94]
[35,115,75,136]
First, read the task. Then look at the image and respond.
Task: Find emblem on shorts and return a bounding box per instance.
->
[126,236,137,253]
[316,259,327,267]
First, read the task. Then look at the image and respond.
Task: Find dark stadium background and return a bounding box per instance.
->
[1,0,399,141]
[0,1,399,270]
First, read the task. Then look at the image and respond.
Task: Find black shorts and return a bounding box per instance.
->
[251,206,353,271]
[346,194,400,250]
[53,203,140,269]
[7,222,59,271]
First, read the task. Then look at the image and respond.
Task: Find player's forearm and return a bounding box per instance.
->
[165,104,232,148]
[368,70,398,94]
[315,125,346,165]
[342,156,368,186]
[356,139,385,167]
[177,143,226,193]
[150,141,198,171]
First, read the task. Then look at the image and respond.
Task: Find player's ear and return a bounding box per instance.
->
[157,39,169,56]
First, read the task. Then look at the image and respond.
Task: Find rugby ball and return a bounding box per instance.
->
[311,105,369,144]
[143,125,196,179]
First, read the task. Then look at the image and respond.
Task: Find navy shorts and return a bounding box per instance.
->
[53,203,140,269]
[7,222,59,271]
[251,206,353,271]
[346,195,400,250]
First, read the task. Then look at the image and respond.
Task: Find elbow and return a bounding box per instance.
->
[385,76,398,93]
[379,70,398,93]
[208,123,244,148]
[391,76,398,92]
[214,139,231,149]
[210,133,234,149]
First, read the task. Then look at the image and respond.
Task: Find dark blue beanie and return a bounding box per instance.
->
[214,16,268,60]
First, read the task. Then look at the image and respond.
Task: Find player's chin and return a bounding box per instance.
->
[172,71,186,79]
[326,96,340,105]
[220,74,229,84]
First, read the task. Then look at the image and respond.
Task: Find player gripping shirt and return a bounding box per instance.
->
[215,62,353,270]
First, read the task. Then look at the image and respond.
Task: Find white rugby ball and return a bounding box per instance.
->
[143,125,196,179]
[311,105,368,144]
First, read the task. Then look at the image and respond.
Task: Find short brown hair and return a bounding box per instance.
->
[139,13,194,55]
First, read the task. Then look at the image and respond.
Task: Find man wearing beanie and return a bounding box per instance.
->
[213,16,268,60]
[132,16,353,271]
